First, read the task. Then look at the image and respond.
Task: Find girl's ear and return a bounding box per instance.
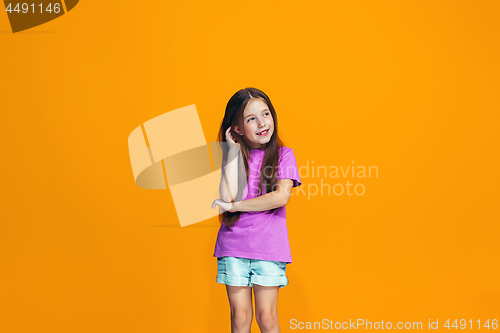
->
[233,125,243,135]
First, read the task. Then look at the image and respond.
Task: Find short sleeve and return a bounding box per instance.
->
[277,147,302,188]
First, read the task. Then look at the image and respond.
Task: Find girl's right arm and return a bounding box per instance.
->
[219,127,241,202]
[219,146,240,202]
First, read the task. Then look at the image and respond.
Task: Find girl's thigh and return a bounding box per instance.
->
[252,284,279,314]
[226,285,253,313]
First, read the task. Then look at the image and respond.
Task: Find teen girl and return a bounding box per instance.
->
[211,87,302,333]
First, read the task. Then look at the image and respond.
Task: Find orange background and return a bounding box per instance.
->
[1,0,499,332]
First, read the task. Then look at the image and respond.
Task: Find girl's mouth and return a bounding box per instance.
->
[256,129,269,136]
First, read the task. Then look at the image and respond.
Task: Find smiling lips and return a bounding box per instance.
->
[257,129,269,136]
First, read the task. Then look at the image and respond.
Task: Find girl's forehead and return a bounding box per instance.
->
[244,99,268,115]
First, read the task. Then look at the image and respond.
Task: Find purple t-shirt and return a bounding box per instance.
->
[213,146,302,264]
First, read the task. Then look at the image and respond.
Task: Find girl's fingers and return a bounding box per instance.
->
[226,130,236,144]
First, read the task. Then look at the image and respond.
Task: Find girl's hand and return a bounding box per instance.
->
[225,127,241,150]
[211,199,238,213]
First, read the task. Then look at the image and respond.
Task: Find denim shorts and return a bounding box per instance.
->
[216,256,288,289]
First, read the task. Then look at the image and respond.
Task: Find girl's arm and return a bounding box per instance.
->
[232,179,294,212]
[219,147,240,202]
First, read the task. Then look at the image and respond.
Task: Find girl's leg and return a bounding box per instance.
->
[226,285,253,333]
[253,284,280,333]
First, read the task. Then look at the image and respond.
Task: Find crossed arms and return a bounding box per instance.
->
[217,148,293,212]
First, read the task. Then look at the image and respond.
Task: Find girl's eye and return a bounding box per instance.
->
[247,117,254,122]
[264,112,270,116]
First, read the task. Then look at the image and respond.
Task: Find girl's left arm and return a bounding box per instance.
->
[233,179,294,212]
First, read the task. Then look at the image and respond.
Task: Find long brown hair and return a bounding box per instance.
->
[217,87,284,228]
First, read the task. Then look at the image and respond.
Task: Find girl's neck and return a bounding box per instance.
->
[249,143,266,151]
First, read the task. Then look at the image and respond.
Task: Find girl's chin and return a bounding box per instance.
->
[249,139,270,149]
[253,137,271,143]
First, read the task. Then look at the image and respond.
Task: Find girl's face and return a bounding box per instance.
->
[234,98,274,149]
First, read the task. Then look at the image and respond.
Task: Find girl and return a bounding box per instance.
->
[211,87,302,333]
